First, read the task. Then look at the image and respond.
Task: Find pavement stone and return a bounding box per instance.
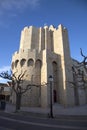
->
[4,102,87,117]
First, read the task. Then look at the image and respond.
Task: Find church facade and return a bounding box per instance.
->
[11,24,87,108]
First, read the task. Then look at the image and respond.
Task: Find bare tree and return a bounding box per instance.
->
[68,49,87,105]
[71,48,87,87]
[0,70,47,111]
[0,71,37,111]
[79,48,87,73]
[75,48,87,88]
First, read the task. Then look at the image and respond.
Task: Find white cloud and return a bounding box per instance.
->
[0,77,8,83]
[0,77,3,80]
[0,66,11,72]
[0,0,40,27]
[0,0,40,13]
[0,66,11,83]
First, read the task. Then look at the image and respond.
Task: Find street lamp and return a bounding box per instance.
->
[49,75,53,118]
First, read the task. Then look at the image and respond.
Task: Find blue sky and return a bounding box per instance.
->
[0,0,87,82]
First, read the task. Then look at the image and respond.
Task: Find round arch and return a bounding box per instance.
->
[11,62,15,69]
[52,61,60,103]
[27,58,34,67]
[15,60,19,68]
[35,59,42,68]
[20,58,26,67]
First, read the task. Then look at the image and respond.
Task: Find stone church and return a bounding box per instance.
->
[11,24,87,108]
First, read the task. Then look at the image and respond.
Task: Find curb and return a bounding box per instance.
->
[18,110,49,118]
[14,110,87,120]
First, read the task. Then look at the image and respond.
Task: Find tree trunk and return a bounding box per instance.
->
[74,87,79,105]
[16,93,21,111]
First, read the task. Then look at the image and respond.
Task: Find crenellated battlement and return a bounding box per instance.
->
[19,24,67,54]
[22,24,66,32]
[14,48,42,55]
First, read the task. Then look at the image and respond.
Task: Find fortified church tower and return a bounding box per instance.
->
[12,24,75,107]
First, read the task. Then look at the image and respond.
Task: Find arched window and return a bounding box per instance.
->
[15,60,19,68]
[35,59,42,68]
[33,59,42,85]
[11,62,14,69]
[52,61,59,103]
[27,59,34,67]
[20,59,26,67]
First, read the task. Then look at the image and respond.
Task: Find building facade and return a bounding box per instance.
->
[0,83,11,101]
[11,24,87,108]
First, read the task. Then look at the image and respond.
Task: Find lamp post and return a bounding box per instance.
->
[49,75,53,118]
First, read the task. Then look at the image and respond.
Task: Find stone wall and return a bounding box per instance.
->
[12,24,84,108]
